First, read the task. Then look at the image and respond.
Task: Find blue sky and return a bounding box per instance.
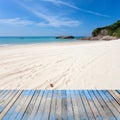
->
[0,0,119,36]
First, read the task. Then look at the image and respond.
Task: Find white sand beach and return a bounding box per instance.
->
[0,40,120,90]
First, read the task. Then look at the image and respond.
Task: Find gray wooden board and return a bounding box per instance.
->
[117,90,120,94]
[89,91,109,119]
[41,90,53,120]
[2,91,29,120]
[75,90,88,120]
[0,90,120,120]
[0,91,18,113]
[93,91,116,120]
[9,90,32,120]
[0,91,10,107]
[15,90,35,120]
[49,90,57,120]
[55,90,62,120]
[0,91,16,113]
[0,91,8,101]
[104,91,120,113]
[80,90,95,120]
[34,90,49,120]
[84,91,102,120]
[70,90,80,120]
[109,91,119,99]
[61,90,67,120]
[0,90,5,96]
[98,91,120,119]
[66,90,74,120]
[1,90,22,120]
[22,90,40,120]
[28,90,44,120]
[109,90,120,105]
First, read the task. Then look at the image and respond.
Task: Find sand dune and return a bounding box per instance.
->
[0,40,120,90]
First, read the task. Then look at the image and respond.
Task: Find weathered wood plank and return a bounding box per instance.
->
[104,91,120,113]
[0,91,17,113]
[114,91,120,98]
[117,90,120,94]
[15,90,35,120]
[2,91,29,120]
[0,91,13,112]
[28,90,44,120]
[71,90,80,120]
[75,90,88,120]
[22,90,40,120]
[98,90,120,119]
[61,90,67,120]
[89,91,109,119]
[109,90,120,105]
[66,90,74,120]
[49,90,57,120]
[109,90,120,100]
[0,91,10,104]
[0,90,4,96]
[41,90,53,120]
[55,90,62,120]
[93,91,116,120]
[80,91,95,120]
[0,90,120,120]
[0,90,22,120]
[8,90,32,120]
[34,90,49,120]
[84,91,101,120]
[0,90,7,100]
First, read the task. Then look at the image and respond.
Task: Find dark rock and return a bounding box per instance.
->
[78,35,117,41]
[56,36,74,39]
[50,84,54,87]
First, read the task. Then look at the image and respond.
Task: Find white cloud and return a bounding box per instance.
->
[0,18,34,25]
[16,1,81,27]
[38,18,80,27]
[42,0,79,9]
[0,14,80,28]
[42,0,110,18]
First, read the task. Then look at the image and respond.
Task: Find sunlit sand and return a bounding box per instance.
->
[0,40,120,90]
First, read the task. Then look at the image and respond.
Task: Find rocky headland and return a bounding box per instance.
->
[79,20,120,40]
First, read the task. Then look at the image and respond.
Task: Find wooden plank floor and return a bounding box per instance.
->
[0,90,120,120]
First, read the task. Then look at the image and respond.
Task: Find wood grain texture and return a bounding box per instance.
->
[0,90,119,120]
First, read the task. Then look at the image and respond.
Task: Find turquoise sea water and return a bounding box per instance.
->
[0,36,83,45]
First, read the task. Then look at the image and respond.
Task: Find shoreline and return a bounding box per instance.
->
[0,39,120,90]
[0,39,111,48]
